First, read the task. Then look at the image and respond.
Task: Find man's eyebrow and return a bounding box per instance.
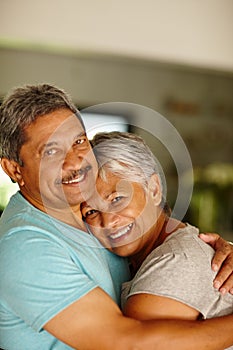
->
[38,141,58,154]
[74,131,86,138]
[44,141,59,148]
[41,132,86,150]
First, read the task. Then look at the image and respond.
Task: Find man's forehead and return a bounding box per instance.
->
[51,114,84,134]
[24,110,84,140]
[45,115,85,143]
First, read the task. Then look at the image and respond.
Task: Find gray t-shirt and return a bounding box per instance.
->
[122,224,233,348]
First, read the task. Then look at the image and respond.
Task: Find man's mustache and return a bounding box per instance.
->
[55,165,92,185]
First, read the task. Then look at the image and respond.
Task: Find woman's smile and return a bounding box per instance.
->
[107,222,134,244]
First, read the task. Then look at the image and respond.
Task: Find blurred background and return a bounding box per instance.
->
[0,0,232,240]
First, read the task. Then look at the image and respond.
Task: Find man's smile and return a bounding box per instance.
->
[56,165,92,185]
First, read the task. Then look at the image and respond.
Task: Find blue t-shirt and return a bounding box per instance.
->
[0,192,130,350]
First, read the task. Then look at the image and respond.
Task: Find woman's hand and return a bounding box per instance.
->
[199,233,233,295]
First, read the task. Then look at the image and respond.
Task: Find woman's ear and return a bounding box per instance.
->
[148,173,162,206]
[1,158,24,186]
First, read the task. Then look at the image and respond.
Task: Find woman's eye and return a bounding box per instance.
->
[84,209,98,218]
[112,196,124,204]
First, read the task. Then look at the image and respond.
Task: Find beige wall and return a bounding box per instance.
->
[1,0,233,72]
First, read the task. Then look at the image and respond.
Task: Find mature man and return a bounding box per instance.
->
[1,84,233,350]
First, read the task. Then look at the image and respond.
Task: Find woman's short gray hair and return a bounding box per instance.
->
[91,131,169,213]
[92,131,160,186]
[0,83,83,164]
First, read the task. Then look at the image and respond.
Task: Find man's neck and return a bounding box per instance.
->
[19,191,87,231]
[45,206,87,231]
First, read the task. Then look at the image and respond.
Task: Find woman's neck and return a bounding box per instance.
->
[129,214,185,276]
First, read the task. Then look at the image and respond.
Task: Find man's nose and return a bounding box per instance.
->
[63,148,84,170]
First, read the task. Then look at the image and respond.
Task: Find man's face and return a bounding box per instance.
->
[17,108,97,212]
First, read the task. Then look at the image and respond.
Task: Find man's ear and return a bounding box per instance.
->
[148,173,162,206]
[1,158,24,186]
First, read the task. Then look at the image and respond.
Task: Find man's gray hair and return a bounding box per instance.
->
[91,131,170,214]
[0,83,84,164]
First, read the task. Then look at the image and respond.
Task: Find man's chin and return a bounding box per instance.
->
[66,190,92,207]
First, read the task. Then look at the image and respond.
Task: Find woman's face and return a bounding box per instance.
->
[81,170,162,257]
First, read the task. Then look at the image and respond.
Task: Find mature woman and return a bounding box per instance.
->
[81,131,233,334]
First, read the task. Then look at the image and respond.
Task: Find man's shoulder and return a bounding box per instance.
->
[0,192,65,244]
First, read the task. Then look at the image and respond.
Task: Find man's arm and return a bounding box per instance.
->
[44,286,233,350]
[200,233,233,294]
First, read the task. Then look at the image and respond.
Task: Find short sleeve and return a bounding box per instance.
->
[126,241,224,318]
[0,230,97,331]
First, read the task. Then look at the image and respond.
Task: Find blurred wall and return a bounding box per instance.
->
[0,0,232,237]
[1,0,233,72]
[0,47,232,168]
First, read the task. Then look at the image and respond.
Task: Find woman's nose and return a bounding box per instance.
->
[102,211,120,229]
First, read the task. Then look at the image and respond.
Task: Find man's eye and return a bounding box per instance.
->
[44,148,58,157]
[74,137,87,146]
